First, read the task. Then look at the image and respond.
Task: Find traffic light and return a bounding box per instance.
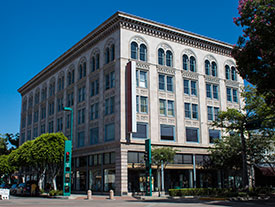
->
[66,152,70,162]
[144,151,148,161]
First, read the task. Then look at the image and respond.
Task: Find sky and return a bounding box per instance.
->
[0,0,242,135]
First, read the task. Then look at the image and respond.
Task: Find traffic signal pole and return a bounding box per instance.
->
[145,139,152,196]
[63,107,73,196]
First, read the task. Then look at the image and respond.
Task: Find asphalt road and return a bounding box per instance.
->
[0,196,274,207]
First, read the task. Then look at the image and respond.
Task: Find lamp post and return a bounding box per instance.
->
[63,107,73,196]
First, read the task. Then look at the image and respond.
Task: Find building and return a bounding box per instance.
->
[18,12,244,195]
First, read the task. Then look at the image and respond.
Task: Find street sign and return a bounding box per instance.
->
[63,140,72,196]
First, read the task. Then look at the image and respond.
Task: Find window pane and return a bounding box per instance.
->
[159,74,165,90]
[167,100,174,116]
[209,129,220,143]
[183,55,188,70]
[161,125,174,140]
[184,80,189,95]
[140,44,147,61]
[139,71,147,88]
[206,84,212,98]
[192,104,198,119]
[174,154,183,164]
[205,60,210,75]
[225,65,230,80]
[212,62,217,77]
[132,123,147,138]
[159,99,166,115]
[166,50,173,67]
[105,123,115,141]
[213,85,218,100]
[131,42,138,59]
[140,96,148,113]
[167,76,173,92]
[227,88,232,102]
[207,106,213,121]
[158,49,164,65]
[231,67,236,81]
[191,81,197,96]
[183,154,193,164]
[184,103,191,118]
[186,127,199,142]
[233,89,238,103]
[190,56,196,72]
[128,152,138,163]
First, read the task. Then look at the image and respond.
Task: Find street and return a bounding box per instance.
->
[0,196,274,207]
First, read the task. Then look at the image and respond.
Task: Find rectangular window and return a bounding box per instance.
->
[78,108,85,124]
[105,74,110,90]
[105,123,115,141]
[209,129,220,143]
[159,99,166,116]
[233,89,238,103]
[41,124,45,134]
[184,103,191,118]
[57,117,63,131]
[66,114,71,129]
[191,81,197,96]
[183,154,193,164]
[90,81,95,97]
[214,107,219,121]
[140,96,148,113]
[160,125,175,141]
[110,96,115,114]
[48,121,54,133]
[34,111,38,123]
[213,85,219,100]
[77,131,85,147]
[159,74,165,90]
[207,106,213,121]
[67,92,74,107]
[132,122,148,139]
[166,76,173,92]
[33,127,38,138]
[136,96,139,113]
[206,84,212,98]
[186,127,199,142]
[110,71,115,88]
[167,100,174,116]
[95,103,99,119]
[95,79,99,95]
[90,127,99,145]
[105,98,109,115]
[227,87,232,102]
[139,71,147,88]
[105,71,115,90]
[192,104,198,119]
[184,80,189,95]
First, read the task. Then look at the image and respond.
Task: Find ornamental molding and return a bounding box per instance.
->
[205,76,220,83]
[181,70,199,80]
[225,80,239,88]
[131,36,147,45]
[136,61,150,70]
[157,65,175,75]
[119,17,232,57]
[182,49,197,58]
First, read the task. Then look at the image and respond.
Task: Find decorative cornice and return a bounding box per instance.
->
[225,80,239,88]
[205,75,220,84]
[157,65,176,75]
[136,61,150,70]
[181,70,199,80]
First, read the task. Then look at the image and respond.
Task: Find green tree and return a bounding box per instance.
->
[210,86,275,188]
[31,133,67,190]
[0,137,8,155]
[152,147,177,193]
[0,155,15,183]
[232,0,275,106]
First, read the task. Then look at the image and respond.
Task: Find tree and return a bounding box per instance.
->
[31,133,67,190]
[232,0,275,106]
[0,137,8,155]
[210,86,275,188]
[0,155,15,183]
[151,147,177,194]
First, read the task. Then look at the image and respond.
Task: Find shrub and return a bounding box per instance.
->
[169,188,238,197]
[49,190,63,196]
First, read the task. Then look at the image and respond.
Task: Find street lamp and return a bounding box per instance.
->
[63,107,73,196]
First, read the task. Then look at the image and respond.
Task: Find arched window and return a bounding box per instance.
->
[79,65,83,80]
[91,57,95,72]
[158,48,165,65]
[96,54,100,69]
[212,62,217,77]
[225,65,230,80]
[183,55,188,70]
[205,60,210,75]
[110,44,115,61]
[231,66,236,81]
[140,44,147,61]
[105,48,110,64]
[68,72,71,86]
[190,56,196,72]
[166,50,173,67]
[131,42,138,59]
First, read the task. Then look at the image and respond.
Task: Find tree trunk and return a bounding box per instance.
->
[38,168,46,190]
[52,176,57,190]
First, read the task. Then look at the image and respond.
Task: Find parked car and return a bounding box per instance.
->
[0,183,10,189]
[16,183,31,196]
[10,184,18,195]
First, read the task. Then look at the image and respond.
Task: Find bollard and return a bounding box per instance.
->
[87,190,92,200]
[109,190,114,200]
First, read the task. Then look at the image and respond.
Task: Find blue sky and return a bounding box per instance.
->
[0,0,242,135]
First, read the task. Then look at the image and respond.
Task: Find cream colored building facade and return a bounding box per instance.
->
[18,12,244,195]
